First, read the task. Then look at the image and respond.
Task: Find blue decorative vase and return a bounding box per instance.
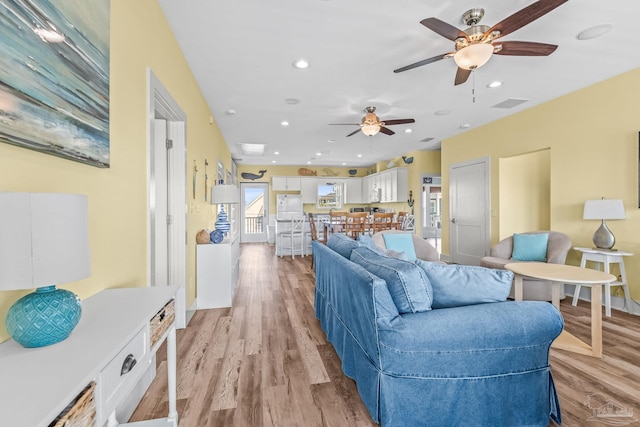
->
[6,286,82,348]
[215,206,231,234]
[210,229,224,244]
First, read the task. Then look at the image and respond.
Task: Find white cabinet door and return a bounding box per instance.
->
[344,177,363,204]
[272,176,301,191]
[300,178,317,204]
[396,167,408,203]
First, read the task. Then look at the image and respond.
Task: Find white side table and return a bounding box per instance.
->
[572,247,633,317]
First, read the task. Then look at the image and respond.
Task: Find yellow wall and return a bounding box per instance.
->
[499,149,551,238]
[0,0,230,342]
[441,67,640,299]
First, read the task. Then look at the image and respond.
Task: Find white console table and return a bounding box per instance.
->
[0,286,178,427]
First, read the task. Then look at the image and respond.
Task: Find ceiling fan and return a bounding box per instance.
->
[394,0,568,85]
[330,106,415,137]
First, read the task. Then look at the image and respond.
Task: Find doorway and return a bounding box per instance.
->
[240,182,269,243]
[449,157,490,265]
[420,175,442,253]
[148,69,187,328]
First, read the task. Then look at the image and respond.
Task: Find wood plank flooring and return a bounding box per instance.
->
[130,243,640,426]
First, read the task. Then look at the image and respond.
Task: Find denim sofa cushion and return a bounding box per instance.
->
[327,233,361,259]
[415,260,512,309]
[351,246,432,313]
[356,233,377,250]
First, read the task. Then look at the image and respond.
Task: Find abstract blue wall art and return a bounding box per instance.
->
[0,0,110,167]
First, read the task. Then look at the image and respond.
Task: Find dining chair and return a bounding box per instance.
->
[307,212,325,268]
[397,212,408,230]
[345,212,368,239]
[372,212,394,234]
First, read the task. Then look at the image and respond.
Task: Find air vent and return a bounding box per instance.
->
[492,98,529,109]
[421,137,435,143]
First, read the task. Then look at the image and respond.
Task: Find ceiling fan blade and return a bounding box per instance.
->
[379,127,395,136]
[393,53,449,73]
[454,68,472,86]
[346,129,361,137]
[383,119,416,126]
[329,123,360,126]
[420,18,468,41]
[485,0,568,40]
[494,41,558,56]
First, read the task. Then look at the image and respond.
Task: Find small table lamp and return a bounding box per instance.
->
[210,184,239,236]
[583,197,626,250]
[0,193,91,347]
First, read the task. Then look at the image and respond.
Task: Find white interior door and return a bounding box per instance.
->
[240,182,269,243]
[449,158,490,265]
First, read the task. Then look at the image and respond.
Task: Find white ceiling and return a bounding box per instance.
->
[158,0,640,167]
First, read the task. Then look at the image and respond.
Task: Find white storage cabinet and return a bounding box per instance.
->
[196,235,240,308]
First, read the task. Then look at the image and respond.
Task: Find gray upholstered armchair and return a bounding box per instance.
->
[480,231,572,301]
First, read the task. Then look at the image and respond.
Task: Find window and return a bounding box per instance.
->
[317,182,342,209]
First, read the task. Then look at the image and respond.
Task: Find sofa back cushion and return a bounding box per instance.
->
[351,246,432,313]
[415,260,512,309]
[327,233,361,259]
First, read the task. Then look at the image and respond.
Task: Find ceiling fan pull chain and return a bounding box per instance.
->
[472,71,476,103]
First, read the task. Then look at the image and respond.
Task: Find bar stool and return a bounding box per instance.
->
[278,216,305,259]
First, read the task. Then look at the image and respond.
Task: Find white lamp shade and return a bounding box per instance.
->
[361,124,380,136]
[210,184,239,204]
[583,198,626,220]
[0,193,91,290]
[454,43,494,70]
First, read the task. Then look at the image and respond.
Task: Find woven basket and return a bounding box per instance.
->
[150,299,175,348]
[49,381,96,427]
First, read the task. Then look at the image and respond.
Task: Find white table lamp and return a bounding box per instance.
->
[583,198,625,250]
[0,193,91,347]
[210,184,239,235]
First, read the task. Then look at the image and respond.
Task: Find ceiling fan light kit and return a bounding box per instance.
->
[454,43,494,70]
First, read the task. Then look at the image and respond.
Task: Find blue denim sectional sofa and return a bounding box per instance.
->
[313,234,564,426]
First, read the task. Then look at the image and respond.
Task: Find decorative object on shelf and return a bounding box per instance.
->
[193,160,198,199]
[402,156,414,164]
[322,168,339,176]
[348,169,357,176]
[387,160,395,169]
[204,158,209,201]
[0,192,91,348]
[196,229,210,244]
[407,190,415,215]
[298,167,317,176]
[210,229,224,244]
[583,197,626,250]
[241,170,267,180]
[211,184,240,236]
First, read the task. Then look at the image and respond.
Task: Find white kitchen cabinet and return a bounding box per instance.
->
[272,176,301,191]
[300,177,317,203]
[196,235,240,309]
[0,287,179,427]
[344,177,363,204]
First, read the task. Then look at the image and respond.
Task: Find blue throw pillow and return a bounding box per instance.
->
[327,233,361,259]
[356,233,378,251]
[382,233,417,261]
[351,246,432,313]
[415,260,513,309]
[511,233,548,262]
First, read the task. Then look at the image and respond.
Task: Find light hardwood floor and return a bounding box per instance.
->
[130,243,640,426]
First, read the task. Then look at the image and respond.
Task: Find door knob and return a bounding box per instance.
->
[451,218,457,223]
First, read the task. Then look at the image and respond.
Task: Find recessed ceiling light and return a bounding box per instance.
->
[281,121,289,126]
[405,129,412,133]
[274,151,280,155]
[487,81,503,88]
[316,152,322,156]
[292,59,309,69]
[435,110,450,116]
[225,109,236,115]
[357,154,363,158]
[460,124,471,129]
[272,160,277,163]
[284,98,300,105]
[237,143,266,156]
[328,139,337,143]
[342,162,347,166]
[307,161,312,165]
[576,24,613,41]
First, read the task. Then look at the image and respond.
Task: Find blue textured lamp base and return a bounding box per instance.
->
[6,286,82,348]
[215,205,231,235]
